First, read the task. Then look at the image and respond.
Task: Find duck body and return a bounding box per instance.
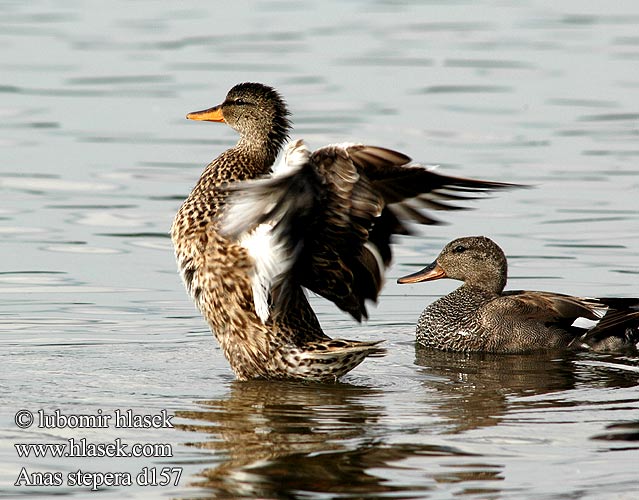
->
[415,285,580,352]
[172,83,514,381]
[399,236,639,353]
[172,84,373,381]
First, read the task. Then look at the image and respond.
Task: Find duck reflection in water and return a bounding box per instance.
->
[414,347,639,435]
[414,348,578,433]
[174,380,500,498]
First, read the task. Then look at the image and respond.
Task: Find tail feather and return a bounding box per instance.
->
[303,339,387,357]
[579,297,639,350]
[273,339,386,381]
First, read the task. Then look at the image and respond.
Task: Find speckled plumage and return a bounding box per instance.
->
[172,83,516,381]
[399,236,639,353]
[172,84,380,381]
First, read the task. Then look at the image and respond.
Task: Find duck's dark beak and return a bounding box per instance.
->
[186,105,224,122]
[397,261,446,284]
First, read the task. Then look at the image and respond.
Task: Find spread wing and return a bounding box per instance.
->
[347,144,517,228]
[222,140,519,322]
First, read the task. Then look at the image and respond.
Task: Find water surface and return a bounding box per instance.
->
[2,0,638,498]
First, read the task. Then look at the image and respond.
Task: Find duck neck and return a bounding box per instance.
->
[237,135,281,170]
[196,138,279,188]
[195,116,290,187]
[464,268,507,295]
[238,111,290,164]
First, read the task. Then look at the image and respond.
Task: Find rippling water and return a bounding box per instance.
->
[2,0,638,498]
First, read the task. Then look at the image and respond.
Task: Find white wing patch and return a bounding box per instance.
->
[239,223,292,324]
[571,317,601,330]
[223,139,312,323]
[571,304,606,330]
[272,139,311,177]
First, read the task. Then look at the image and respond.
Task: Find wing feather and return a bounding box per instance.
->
[500,290,603,323]
[222,140,520,322]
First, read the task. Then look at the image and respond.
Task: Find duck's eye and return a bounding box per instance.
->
[452,245,466,254]
[233,98,247,105]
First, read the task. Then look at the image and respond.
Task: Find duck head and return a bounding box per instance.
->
[187,82,292,157]
[398,236,508,294]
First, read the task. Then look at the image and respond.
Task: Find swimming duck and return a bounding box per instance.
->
[398,236,639,352]
[171,83,515,381]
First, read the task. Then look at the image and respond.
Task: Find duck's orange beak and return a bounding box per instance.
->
[186,105,224,122]
[397,261,446,284]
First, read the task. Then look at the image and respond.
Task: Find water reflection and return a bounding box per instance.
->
[414,348,577,433]
[175,381,481,498]
[572,353,639,390]
[173,350,638,497]
[414,348,639,437]
[593,421,639,445]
